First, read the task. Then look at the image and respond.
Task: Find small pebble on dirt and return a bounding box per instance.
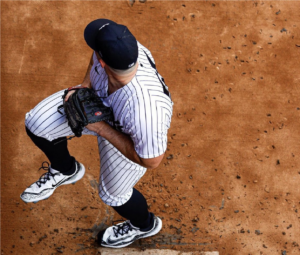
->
[164,203,169,208]
[128,0,135,6]
[177,229,182,234]
[166,154,174,160]
[255,230,261,235]
[234,210,239,213]
[38,235,47,242]
[192,217,199,222]
[191,227,199,233]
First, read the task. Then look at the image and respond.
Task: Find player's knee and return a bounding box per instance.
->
[98,191,110,205]
[25,125,36,140]
[98,186,119,206]
[25,110,41,135]
[25,110,35,132]
[98,184,133,207]
[25,110,50,139]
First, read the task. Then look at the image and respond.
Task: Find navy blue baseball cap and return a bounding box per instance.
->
[84,19,138,70]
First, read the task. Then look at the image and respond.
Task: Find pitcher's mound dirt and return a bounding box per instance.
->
[1,1,300,255]
[98,248,219,255]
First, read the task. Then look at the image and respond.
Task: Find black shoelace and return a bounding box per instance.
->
[35,162,59,188]
[112,221,133,238]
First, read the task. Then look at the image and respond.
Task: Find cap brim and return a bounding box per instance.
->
[84,19,117,51]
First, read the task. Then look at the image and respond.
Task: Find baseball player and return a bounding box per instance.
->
[21,19,173,248]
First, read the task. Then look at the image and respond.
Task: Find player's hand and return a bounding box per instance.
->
[64,85,85,101]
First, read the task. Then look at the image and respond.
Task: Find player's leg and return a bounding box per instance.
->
[111,188,151,229]
[26,125,76,175]
[21,89,95,203]
[95,137,162,248]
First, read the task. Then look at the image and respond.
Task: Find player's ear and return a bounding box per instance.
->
[99,59,106,68]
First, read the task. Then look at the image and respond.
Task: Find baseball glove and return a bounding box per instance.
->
[58,87,113,137]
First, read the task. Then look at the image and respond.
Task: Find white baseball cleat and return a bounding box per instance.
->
[97,213,162,248]
[20,161,85,203]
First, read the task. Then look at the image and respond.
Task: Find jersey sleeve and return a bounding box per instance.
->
[125,93,172,159]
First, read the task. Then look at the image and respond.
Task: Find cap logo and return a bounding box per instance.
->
[99,23,110,31]
[128,62,135,68]
[95,111,102,116]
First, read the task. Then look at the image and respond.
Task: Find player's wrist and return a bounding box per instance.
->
[95,121,110,136]
[86,121,110,136]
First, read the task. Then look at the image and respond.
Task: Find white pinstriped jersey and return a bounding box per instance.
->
[90,42,173,159]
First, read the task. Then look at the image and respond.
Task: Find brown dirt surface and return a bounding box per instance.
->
[1,1,300,255]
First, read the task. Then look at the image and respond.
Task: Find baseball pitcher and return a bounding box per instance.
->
[21,19,173,248]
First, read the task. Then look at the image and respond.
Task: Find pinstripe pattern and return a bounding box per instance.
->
[25,42,173,206]
[97,136,146,206]
[25,89,97,141]
[92,42,173,206]
[92,42,173,158]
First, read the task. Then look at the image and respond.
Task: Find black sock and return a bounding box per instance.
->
[26,127,75,174]
[112,188,151,229]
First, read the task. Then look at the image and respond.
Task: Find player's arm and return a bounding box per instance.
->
[65,53,93,101]
[86,122,164,169]
[81,53,93,88]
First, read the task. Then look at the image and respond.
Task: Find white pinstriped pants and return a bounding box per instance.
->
[25,88,147,206]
